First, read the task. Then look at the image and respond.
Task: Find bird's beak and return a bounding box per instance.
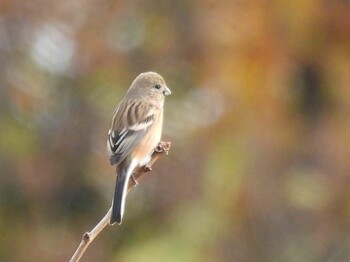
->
[163,86,172,96]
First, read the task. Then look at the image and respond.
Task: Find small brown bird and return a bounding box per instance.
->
[107,72,171,225]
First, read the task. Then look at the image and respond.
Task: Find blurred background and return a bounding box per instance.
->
[1,0,350,261]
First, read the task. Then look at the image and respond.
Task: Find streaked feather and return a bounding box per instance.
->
[107,100,156,165]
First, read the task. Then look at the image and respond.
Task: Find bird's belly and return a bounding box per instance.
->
[134,115,163,166]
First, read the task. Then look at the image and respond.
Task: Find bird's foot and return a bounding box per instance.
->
[155,141,171,155]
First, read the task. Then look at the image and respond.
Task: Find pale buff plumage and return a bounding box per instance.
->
[107,72,171,225]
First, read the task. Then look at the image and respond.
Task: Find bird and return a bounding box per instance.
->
[107,72,171,225]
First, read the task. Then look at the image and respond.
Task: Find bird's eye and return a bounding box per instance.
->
[154,84,161,89]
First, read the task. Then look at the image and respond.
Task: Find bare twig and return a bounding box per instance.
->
[69,141,171,262]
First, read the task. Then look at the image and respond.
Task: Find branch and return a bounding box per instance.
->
[69,141,171,262]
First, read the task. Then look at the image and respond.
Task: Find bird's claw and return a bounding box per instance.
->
[155,141,171,155]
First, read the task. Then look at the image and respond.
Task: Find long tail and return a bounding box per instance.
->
[110,158,137,225]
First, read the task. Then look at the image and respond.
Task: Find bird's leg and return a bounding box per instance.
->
[130,165,151,187]
[130,141,171,187]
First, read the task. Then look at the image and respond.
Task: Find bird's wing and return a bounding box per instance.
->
[107,100,156,165]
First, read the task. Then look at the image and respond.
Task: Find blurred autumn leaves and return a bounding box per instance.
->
[1,0,350,261]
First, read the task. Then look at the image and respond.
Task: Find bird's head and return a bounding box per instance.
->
[127,72,171,101]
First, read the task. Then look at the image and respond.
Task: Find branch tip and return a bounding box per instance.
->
[155,141,171,153]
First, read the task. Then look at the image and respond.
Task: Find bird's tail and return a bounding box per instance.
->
[110,158,136,225]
